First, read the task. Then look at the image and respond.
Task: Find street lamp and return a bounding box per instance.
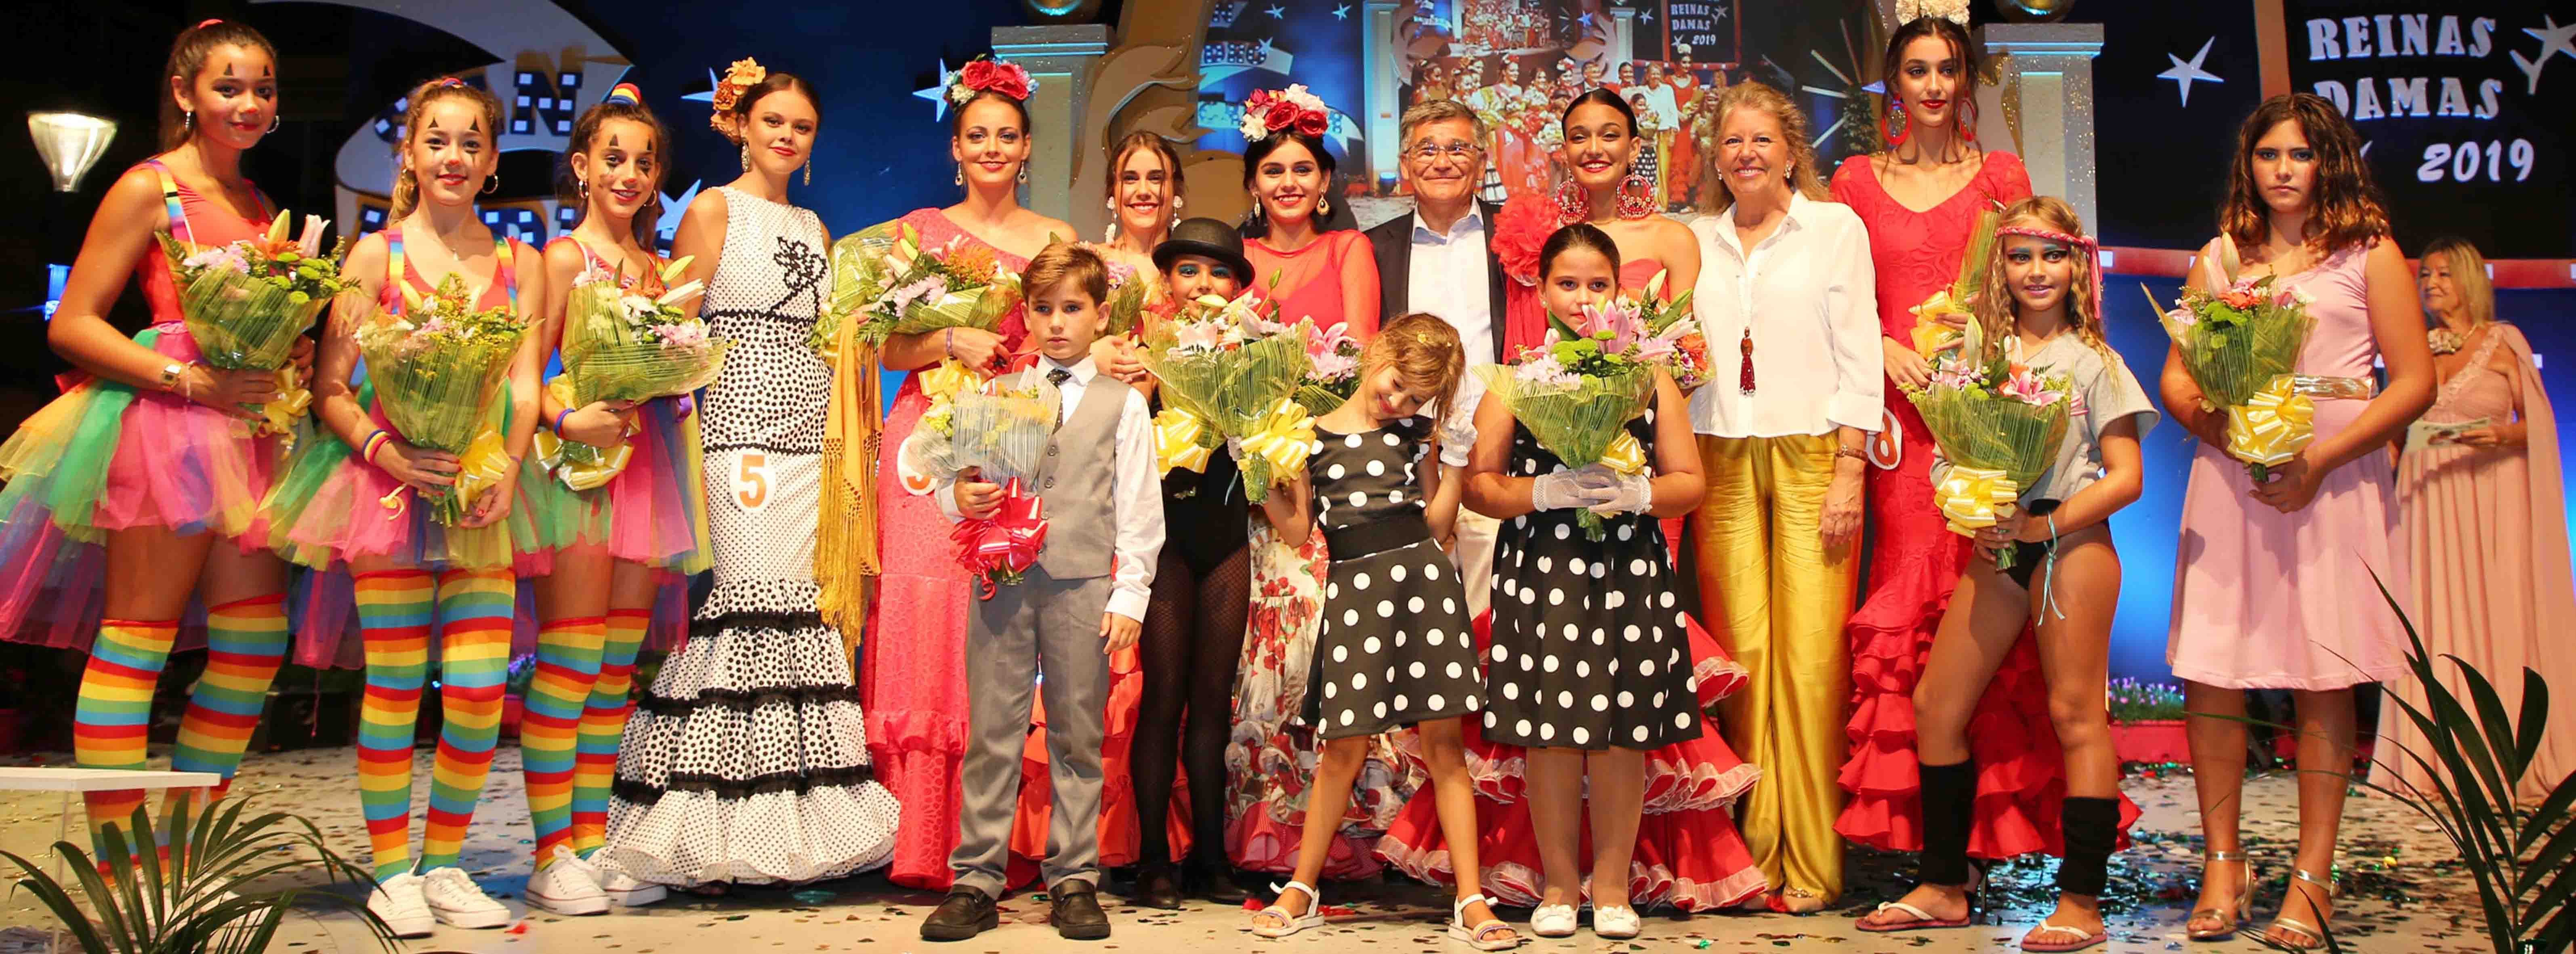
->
[28,111,118,193]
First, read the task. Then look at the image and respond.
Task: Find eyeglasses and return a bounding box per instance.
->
[1407,141,1484,163]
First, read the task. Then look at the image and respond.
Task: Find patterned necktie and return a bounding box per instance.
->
[1046,368,1072,387]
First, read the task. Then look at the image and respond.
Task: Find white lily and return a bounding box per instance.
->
[656,279,706,309]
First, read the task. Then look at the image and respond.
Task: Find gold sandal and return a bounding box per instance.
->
[2265,868,2335,950]
[2184,851,2250,941]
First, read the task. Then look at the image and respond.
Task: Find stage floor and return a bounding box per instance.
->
[0,747,2484,952]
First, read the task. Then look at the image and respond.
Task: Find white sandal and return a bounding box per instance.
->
[1447,894,1521,950]
[1529,902,1578,938]
[1248,880,1326,939]
[1593,904,1641,939]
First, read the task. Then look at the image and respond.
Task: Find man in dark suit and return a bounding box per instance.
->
[1362,97,1513,614]
[1363,99,1510,367]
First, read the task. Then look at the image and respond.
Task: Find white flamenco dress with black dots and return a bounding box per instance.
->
[1376,408,1767,910]
[599,187,901,886]
[1301,419,1483,739]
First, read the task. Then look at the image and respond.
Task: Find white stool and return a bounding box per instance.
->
[0,767,222,954]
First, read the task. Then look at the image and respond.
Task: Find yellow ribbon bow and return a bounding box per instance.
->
[1909,290,1971,359]
[2225,374,2316,469]
[532,380,636,491]
[452,427,515,514]
[1934,464,2020,536]
[918,359,983,406]
[1153,406,1216,475]
[1237,398,1317,480]
[257,364,314,452]
[1601,431,1647,477]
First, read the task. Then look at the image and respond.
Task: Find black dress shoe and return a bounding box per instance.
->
[1181,857,1251,904]
[920,886,998,942]
[1131,863,1184,910]
[1051,880,1112,940]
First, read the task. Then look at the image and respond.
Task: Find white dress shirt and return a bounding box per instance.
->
[937,355,1165,622]
[1406,206,1496,370]
[1687,191,1883,438]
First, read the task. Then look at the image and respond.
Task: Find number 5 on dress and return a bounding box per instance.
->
[736,452,769,510]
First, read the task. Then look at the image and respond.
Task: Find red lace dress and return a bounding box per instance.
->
[1828,153,2138,857]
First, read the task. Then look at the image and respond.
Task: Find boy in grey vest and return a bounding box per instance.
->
[920,244,1164,943]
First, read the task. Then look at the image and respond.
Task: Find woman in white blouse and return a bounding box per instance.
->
[1684,81,1882,911]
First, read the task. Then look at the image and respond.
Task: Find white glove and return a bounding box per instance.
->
[1531,469,1613,511]
[1586,469,1655,515]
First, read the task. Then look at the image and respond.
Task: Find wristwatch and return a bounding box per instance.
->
[157,361,188,393]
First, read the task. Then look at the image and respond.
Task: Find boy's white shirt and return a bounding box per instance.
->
[934,355,1164,622]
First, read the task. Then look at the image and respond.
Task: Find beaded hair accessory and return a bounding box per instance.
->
[944,55,1036,109]
[1239,85,1330,143]
[1894,0,1971,25]
[1994,224,2103,323]
[709,57,766,138]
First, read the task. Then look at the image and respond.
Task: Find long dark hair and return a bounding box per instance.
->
[1539,222,1621,279]
[721,71,821,142]
[1559,87,1639,134]
[558,88,670,248]
[1880,16,1983,145]
[2220,93,2389,255]
[160,20,278,150]
[1238,130,1336,189]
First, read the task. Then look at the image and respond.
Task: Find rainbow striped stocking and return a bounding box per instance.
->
[572,607,650,855]
[416,568,515,872]
[164,593,289,820]
[522,615,603,866]
[72,619,179,855]
[355,570,435,878]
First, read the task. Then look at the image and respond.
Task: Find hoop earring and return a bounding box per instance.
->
[1016,162,1028,185]
[482,172,499,195]
[578,178,589,200]
[266,115,280,134]
[1617,168,1655,220]
[739,143,751,172]
[1881,100,1908,147]
[1317,195,1331,218]
[955,165,964,187]
[1553,180,1588,226]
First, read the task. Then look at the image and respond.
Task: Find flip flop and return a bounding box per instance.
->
[1855,901,1972,933]
[2020,919,2107,951]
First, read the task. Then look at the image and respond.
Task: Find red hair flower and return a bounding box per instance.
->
[1491,193,1557,287]
[1239,85,1329,143]
[954,57,1034,104]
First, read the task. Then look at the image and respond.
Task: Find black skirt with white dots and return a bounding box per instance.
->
[1300,419,1482,740]
[1481,415,1702,752]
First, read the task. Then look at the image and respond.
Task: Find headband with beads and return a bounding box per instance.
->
[1994,224,2103,323]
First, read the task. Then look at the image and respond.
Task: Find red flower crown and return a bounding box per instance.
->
[1240,85,1330,143]
[948,55,1036,108]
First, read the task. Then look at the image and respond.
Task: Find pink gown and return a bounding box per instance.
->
[2168,240,2410,689]
[2378,323,2572,803]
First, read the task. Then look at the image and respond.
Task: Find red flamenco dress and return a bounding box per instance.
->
[1828,151,2139,858]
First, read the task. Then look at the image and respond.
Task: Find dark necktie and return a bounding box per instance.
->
[1046,368,1072,387]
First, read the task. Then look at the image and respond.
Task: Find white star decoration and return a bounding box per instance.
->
[1264,4,1286,18]
[2158,37,2224,108]
[1332,3,1351,20]
[2512,16,2576,94]
[912,57,954,121]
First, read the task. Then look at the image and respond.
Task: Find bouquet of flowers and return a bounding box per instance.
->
[1906,208,2001,359]
[1903,317,2072,572]
[1292,319,1361,417]
[936,377,1063,597]
[159,210,349,441]
[354,273,527,525]
[2149,269,2319,481]
[1634,270,1711,392]
[823,219,1022,367]
[1475,297,1665,540]
[537,255,723,489]
[1091,246,1157,337]
[1136,290,1313,503]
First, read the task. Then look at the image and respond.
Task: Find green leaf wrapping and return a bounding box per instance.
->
[1474,363,1654,538]
[1137,316,1312,504]
[159,233,335,371]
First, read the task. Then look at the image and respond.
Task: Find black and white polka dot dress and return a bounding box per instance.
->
[600,187,901,886]
[1301,418,1482,740]
[1483,412,1702,751]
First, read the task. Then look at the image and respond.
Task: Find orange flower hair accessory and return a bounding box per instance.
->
[709,57,767,137]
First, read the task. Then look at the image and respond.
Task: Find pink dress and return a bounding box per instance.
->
[2379,324,2572,803]
[0,161,281,651]
[2167,240,2410,689]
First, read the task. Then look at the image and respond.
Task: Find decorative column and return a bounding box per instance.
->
[1983,23,2105,229]
[1365,1,1402,191]
[1611,8,1637,65]
[995,23,1114,225]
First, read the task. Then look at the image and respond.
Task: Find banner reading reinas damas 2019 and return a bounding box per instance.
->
[2287,1,2576,258]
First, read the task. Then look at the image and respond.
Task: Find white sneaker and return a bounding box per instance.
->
[527,846,611,916]
[420,867,513,929]
[366,871,436,938]
[596,866,669,907]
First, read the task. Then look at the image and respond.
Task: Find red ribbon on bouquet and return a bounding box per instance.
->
[950,477,1049,599]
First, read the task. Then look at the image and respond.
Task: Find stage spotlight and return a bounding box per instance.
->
[27,111,117,193]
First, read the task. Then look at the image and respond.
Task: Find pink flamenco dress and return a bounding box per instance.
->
[2378,322,2574,805]
[1828,153,2139,859]
[1379,255,1766,911]
[2168,241,2412,689]
[0,161,285,652]
[1227,231,1408,879]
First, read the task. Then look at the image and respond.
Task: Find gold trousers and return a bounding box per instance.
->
[1691,434,1855,899]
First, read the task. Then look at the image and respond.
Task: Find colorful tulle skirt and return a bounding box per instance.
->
[0,324,283,651]
[518,394,712,575]
[263,399,542,574]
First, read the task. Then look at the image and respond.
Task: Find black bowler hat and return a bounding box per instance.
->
[1152,217,1257,289]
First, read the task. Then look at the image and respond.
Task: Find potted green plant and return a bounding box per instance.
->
[2107,677,2189,764]
[2,799,400,954]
